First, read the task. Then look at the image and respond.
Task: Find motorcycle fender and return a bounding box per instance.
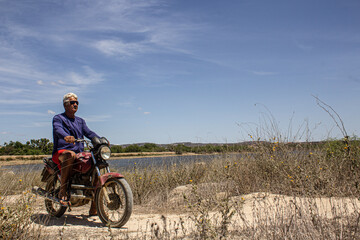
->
[99,172,125,186]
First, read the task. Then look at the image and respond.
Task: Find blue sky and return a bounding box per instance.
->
[1,0,359,145]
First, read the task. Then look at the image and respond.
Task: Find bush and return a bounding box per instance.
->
[0,138,53,156]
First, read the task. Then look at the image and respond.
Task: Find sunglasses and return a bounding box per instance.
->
[69,101,79,105]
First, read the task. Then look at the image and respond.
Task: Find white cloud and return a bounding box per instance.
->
[144,112,151,115]
[0,58,104,105]
[0,86,26,94]
[0,63,58,83]
[1,0,201,60]
[94,39,151,57]
[0,58,68,104]
[67,66,104,85]
[0,0,200,106]
[47,110,55,115]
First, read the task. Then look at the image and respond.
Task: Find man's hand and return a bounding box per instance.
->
[64,136,76,144]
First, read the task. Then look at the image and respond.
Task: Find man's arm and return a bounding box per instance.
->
[82,119,100,140]
[53,115,69,138]
[53,115,75,143]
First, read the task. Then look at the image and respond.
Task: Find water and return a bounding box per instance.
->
[1,154,226,173]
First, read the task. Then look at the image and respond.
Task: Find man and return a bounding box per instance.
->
[52,92,99,216]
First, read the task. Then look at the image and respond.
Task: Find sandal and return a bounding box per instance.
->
[88,211,97,217]
[89,201,97,216]
[58,191,71,206]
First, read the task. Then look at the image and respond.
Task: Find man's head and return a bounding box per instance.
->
[63,93,78,117]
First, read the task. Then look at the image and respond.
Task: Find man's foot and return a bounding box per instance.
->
[58,191,70,206]
[89,201,97,216]
[88,210,97,216]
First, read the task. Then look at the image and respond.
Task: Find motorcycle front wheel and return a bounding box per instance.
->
[95,178,133,228]
[45,175,67,217]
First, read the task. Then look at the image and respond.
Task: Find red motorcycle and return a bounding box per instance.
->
[33,137,133,228]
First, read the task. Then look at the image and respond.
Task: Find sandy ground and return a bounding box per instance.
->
[3,188,360,239]
[28,201,190,239]
[4,192,194,239]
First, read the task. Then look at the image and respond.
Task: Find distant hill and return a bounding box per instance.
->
[114,141,262,148]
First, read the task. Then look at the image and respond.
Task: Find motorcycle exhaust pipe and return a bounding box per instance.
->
[32,186,68,207]
[32,186,92,203]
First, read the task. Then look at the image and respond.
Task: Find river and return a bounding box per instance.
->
[0,154,232,173]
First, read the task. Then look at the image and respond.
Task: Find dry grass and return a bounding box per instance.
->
[118,136,360,239]
[1,135,360,239]
[0,170,45,239]
[0,155,50,161]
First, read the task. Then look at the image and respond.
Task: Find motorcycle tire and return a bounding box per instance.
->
[95,178,133,228]
[45,175,67,217]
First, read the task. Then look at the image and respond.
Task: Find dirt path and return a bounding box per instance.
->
[4,191,360,239]
[29,196,191,239]
[30,204,182,239]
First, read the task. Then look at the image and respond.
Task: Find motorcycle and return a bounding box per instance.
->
[32,137,133,228]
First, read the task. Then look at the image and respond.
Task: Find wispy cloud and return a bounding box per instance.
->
[1,0,197,56]
[21,122,51,128]
[0,100,42,105]
[137,107,150,115]
[0,0,201,106]
[0,111,48,116]
[67,66,104,85]
[0,57,104,104]
[0,131,12,135]
[117,101,133,107]
[294,40,313,51]
[252,71,277,76]
[94,40,149,57]
[83,115,111,123]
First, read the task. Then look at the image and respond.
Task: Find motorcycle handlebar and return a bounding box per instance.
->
[75,139,91,144]
[75,139,92,149]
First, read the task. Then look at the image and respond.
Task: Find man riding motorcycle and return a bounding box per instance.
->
[52,92,100,216]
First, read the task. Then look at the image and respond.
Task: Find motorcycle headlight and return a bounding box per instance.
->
[99,145,111,160]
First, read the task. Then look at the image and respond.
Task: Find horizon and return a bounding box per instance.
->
[1,0,360,145]
[0,137,349,147]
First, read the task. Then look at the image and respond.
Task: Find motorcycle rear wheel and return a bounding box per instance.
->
[45,175,67,217]
[95,178,133,228]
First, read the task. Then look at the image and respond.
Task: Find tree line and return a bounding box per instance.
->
[2,137,357,156]
[0,139,251,155]
[111,143,251,155]
[0,138,53,155]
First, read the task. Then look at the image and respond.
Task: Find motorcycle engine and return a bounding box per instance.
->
[69,174,93,207]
